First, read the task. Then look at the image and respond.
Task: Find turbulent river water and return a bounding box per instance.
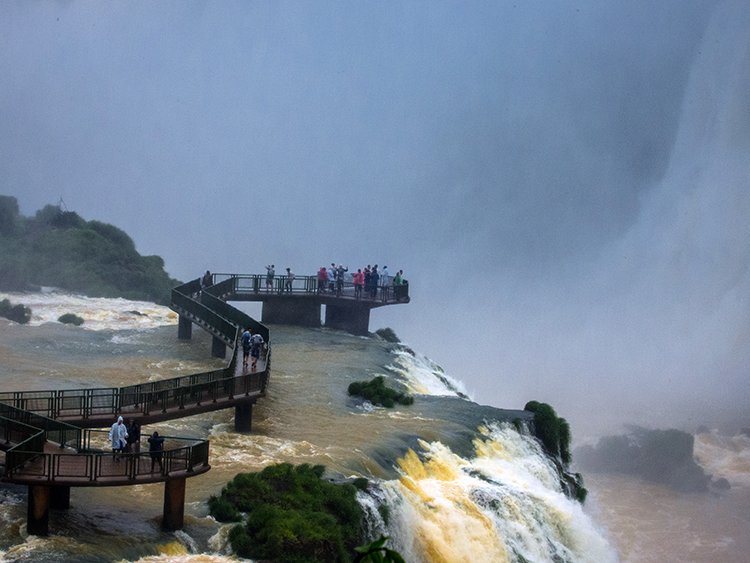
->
[0,291,748,562]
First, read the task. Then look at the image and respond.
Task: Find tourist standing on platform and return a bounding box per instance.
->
[381,265,390,288]
[328,263,336,293]
[394,270,406,301]
[265,265,275,292]
[335,264,348,296]
[148,431,165,472]
[109,416,128,461]
[241,327,252,368]
[250,331,265,372]
[364,265,372,296]
[285,268,295,292]
[317,266,328,293]
[353,268,364,299]
[126,419,141,453]
[370,266,380,299]
[201,270,212,289]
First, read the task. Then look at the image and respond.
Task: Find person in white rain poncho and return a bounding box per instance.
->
[108,415,128,461]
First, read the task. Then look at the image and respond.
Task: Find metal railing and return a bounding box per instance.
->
[4,432,209,483]
[0,364,269,422]
[212,272,410,303]
[0,402,83,449]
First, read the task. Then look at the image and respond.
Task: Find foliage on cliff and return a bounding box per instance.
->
[524,400,572,464]
[208,463,366,562]
[524,400,587,502]
[348,376,414,408]
[0,196,180,304]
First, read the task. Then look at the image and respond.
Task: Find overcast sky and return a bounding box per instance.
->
[2,0,748,437]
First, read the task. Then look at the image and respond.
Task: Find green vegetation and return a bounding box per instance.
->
[374,327,400,343]
[523,401,587,503]
[573,473,588,503]
[523,401,571,464]
[0,196,180,304]
[0,298,31,324]
[348,376,414,408]
[58,313,84,326]
[354,536,405,563]
[208,463,366,562]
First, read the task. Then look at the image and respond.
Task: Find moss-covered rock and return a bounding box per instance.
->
[0,299,31,324]
[348,376,414,408]
[374,327,400,343]
[58,313,84,326]
[523,401,571,463]
[209,463,366,562]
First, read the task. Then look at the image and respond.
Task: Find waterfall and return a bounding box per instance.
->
[361,423,616,563]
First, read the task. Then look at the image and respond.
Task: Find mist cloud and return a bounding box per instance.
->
[1,0,746,438]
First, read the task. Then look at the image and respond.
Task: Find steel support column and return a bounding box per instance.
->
[27,485,51,536]
[162,477,187,531]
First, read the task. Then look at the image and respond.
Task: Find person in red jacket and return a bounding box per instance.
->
[353,269,364,299]
[317,266,328,293]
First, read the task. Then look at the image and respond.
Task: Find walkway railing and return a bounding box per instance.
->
[212,273,410,304]
[0,368,267,422]
[4,433,209,483]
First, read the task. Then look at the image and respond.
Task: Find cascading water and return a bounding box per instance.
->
[361,423,615,563]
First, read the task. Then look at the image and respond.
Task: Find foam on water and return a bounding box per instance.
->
[389,345,471,399]
[694,430,750,488]
[0,290,177,331]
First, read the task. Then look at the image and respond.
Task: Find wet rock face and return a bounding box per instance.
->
[711,477,731,491]
[575,427,712,492]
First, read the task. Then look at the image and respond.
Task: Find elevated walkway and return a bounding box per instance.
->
[0,276,272,535]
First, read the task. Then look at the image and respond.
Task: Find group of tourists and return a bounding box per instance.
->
[240,327,265,371]
[314,263,406,299]
[108,415,165,472]
[316,263,349,296]
[259,263,406,299]
[264,264,296,293]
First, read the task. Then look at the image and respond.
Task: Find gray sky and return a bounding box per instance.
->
[2,0,748,437]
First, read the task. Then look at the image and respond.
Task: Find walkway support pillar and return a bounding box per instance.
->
[27,485,51,536]
[178,315,192,340]
[325,303,371,336]
[262,299,321,327]
[235,403,253,432]
[50,486,71,509]
[162,477,187,531]
[211,336,226,359]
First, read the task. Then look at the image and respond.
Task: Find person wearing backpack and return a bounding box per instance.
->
[241,327,252,368]
[250,332,265,372]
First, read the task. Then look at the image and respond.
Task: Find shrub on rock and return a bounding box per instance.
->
[208,463,366,562]
[348,376,413,408]
[58,313,84,326]
[0,299,31,324]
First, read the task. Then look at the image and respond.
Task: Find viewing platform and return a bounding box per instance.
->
[206,272,410,336]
